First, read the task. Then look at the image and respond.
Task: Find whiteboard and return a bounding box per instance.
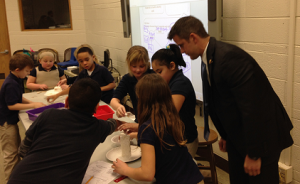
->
[129,0,221,101]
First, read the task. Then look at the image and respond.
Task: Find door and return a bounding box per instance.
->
[0,0,11,87]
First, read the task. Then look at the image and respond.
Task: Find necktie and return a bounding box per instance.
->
[201,60,210,141]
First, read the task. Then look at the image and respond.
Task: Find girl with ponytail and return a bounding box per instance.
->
[151,44,198,157]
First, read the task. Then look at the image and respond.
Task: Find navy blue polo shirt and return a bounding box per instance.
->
[113,69,154,122]
[75,63,114,104]
[138,119,203,184]
[169,70,198,143]
[29,64,64,77]
[0,73,24,126]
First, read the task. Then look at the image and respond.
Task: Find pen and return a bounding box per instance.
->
[85,176,93,184]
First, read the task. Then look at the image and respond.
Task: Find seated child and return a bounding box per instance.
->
[8,78,123,184]
[26,51,68,90]
[47,44,116,104]
[112,74,203,184]
[0,54,46,183]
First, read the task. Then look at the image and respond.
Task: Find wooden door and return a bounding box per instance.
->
[0,0,11,87]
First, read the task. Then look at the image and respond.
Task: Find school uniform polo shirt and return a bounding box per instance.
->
[113,69,154,122]
[29,64,64,77]
[169,70,198,143]
[0,73,23,126]
[8,108,116,184]
[138,119,203,184]
[75,64,114,104]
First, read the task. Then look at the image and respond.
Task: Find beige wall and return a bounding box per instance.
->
[83,0,131,74]
[5,0,87,62]
[221,1,300,183]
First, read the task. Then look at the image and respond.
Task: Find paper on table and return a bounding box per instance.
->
[82,161,120,184]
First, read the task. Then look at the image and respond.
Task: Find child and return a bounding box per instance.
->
[57,44,101,87]
[151,44,198,157]
[26,51,68,90]
[0,54,46,183]
[8,78,124,184]
[47,44,116,104]
[112,74,203,184]
[110,45,154,121]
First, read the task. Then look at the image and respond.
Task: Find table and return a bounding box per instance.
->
[19,91,153,184]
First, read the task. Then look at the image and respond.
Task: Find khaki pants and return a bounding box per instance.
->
[186,137,199,158]
[0,122,21,183]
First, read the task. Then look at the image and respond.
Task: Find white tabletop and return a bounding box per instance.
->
[19,91,153,184]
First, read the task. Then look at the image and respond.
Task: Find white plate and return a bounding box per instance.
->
[106,145,141,162]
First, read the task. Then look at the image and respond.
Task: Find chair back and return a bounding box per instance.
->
[63,47,77,62]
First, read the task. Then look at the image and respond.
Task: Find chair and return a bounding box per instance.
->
[57,47,79,70]
[37,48,60,63]
[195,127,218,184]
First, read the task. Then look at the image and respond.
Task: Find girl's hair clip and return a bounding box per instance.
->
[166,45,170,49]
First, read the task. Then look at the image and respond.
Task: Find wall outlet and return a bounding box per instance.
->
[278,162,292,184]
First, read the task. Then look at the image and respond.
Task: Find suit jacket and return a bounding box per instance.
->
[205,37,293,158]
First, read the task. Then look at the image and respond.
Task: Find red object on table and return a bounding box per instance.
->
[114,175,128,183]
[93,105,114,120]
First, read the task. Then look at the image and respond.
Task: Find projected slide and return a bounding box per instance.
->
[139,3,192,79]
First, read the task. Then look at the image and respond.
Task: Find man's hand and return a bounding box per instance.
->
[218,137,227,152]
[244,155,261,176]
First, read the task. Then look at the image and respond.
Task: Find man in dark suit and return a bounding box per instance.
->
[168,16,293,184]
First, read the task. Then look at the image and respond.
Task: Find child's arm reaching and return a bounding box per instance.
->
[112,143,155,181]
[110,98,127,118]
[8,97,46,110]
[46,87,70,103]
[26,76,48,90]
[101,82,116,91]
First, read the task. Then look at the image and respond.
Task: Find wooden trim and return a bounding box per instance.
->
[0,0,12,87]
[18,0,25,31]
[17,0,73,31]
[20,28,72,32]
[68,0,73,30]
[214,154,229,173]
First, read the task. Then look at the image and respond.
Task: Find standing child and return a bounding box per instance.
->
[47,44,116,104]
[110,45,153,121]
[0,54,46,183]
[8,78,124,184]
[151,44,198,157]
[112,74,203,184]
[26,51,68,90]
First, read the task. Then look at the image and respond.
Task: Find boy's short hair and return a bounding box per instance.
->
[126,45,150,76]
[9,54,34,71]
[168,16,209,41]
[68,78,102,114]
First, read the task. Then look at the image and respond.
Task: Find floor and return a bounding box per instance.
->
[0,105,230,184]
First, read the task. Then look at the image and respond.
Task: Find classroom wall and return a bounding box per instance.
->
[221,1,300,183]
[82,0,300,182]
[5,0,86,62]
[5,0,300,182]
[82,0,131,75]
